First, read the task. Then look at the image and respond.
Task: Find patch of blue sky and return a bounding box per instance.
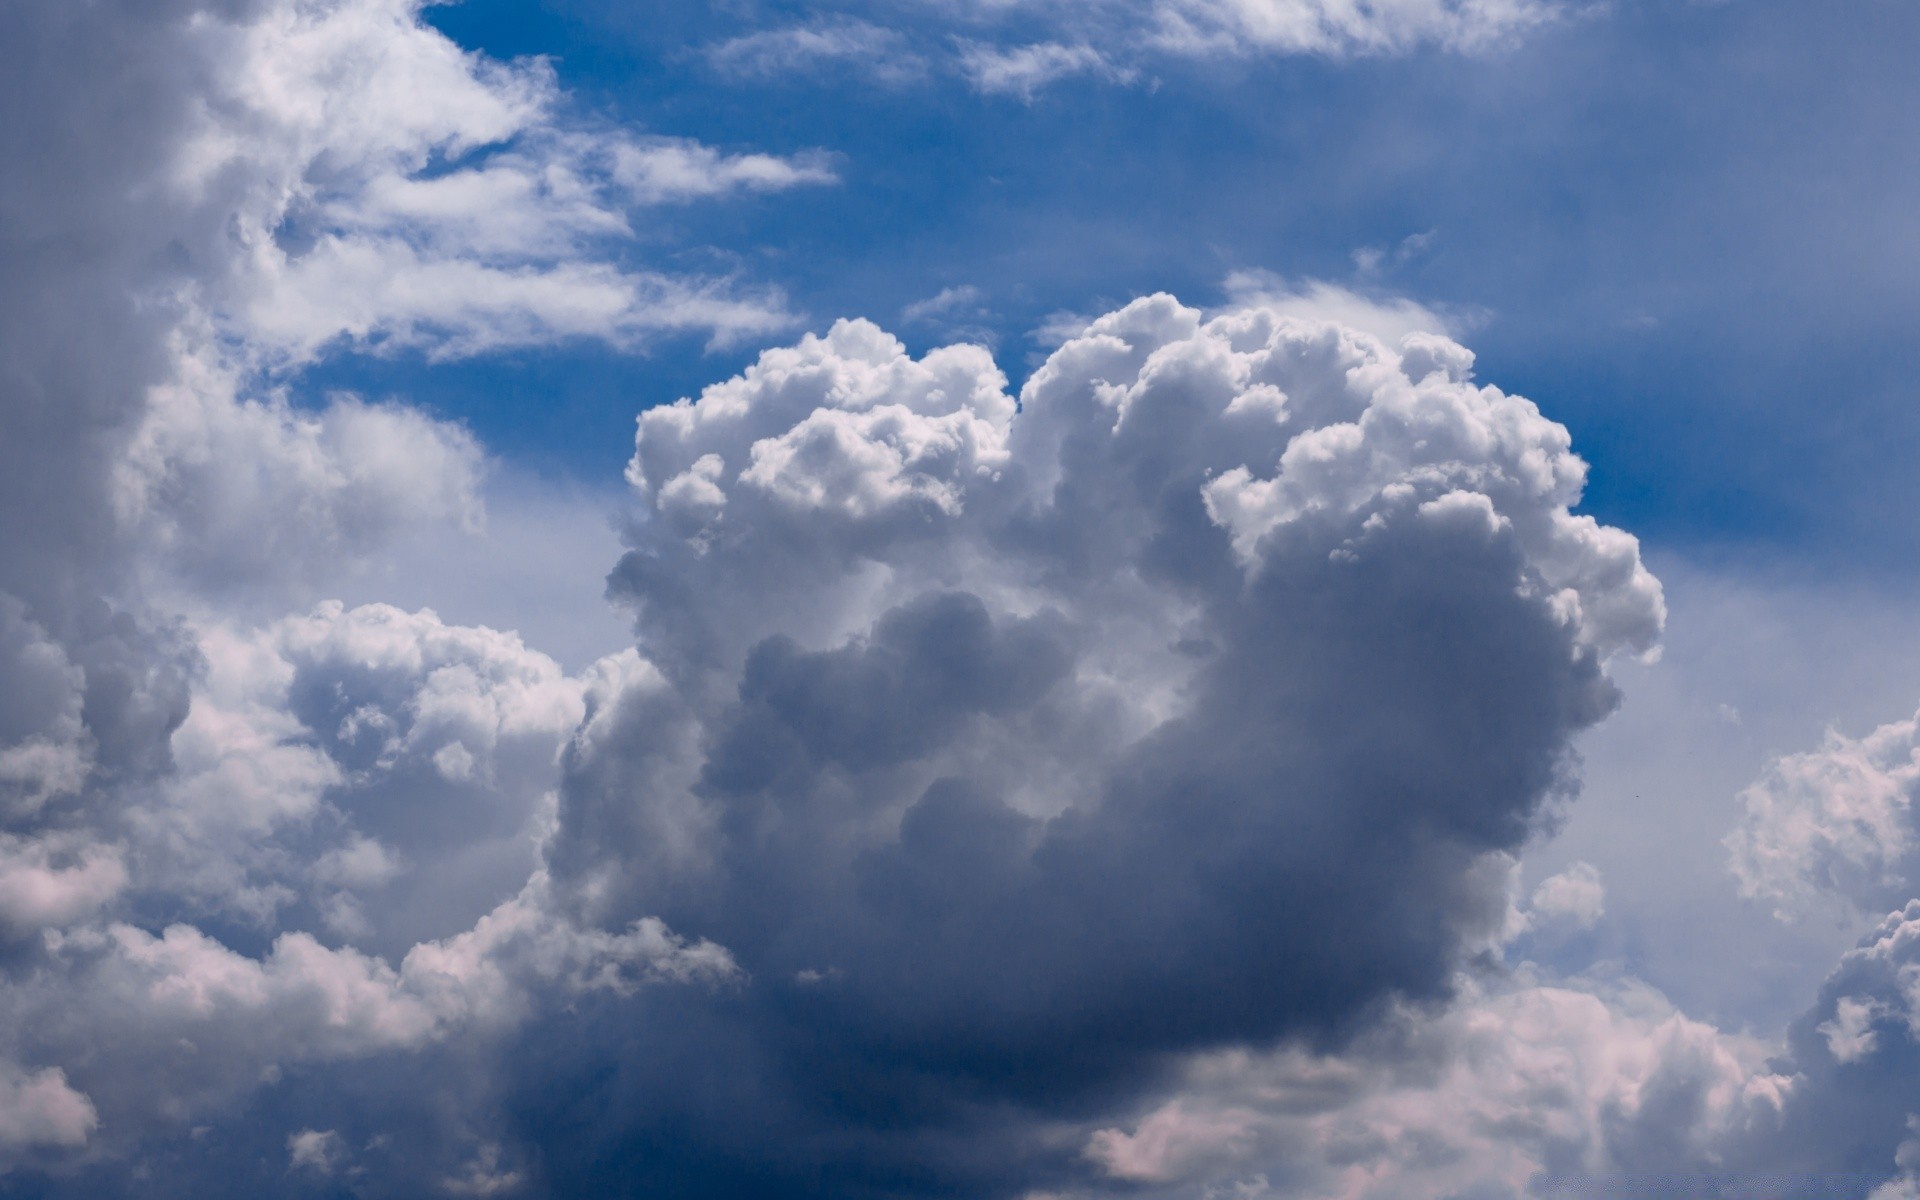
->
[342,0,1920,573]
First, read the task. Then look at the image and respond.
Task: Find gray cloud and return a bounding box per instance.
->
[0,0,827,1180]
[503,293,1665,1193]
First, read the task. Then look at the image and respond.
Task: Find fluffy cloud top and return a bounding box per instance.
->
[1082,973,1785,1198]
[1729,709,1920,920]
[494,292,1666,1192]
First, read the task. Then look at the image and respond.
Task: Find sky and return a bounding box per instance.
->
[2,1,1920,1197]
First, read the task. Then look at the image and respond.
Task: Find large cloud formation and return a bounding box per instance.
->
[0,0,807,1188]
[504,295,1665,1194]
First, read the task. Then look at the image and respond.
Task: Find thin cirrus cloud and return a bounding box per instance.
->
[706,0,1565,94]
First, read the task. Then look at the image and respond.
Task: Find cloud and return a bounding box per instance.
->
[0,1065,98,1154]
[11,5,1901,1196]
[1728,708,1920,921]
[132,601,636,950]
[172,0,833,365]
[121,337,488,601]
[705,19,931,85]
[0,2,833,1173]
[507,291,1665,1192]
[901,283,989,325]
[0,595,736,1167]
[0,835,129,938]
[609,138,838,206]
[287,1127,347,1175]
[11,876,735,1150]
[1145,0,1561,57]
[1081,971,1785,1197]
[710,0,1564,98]
[1530,860,1608,929]
[1729,903,1920,1196]
[957,40,1136,98]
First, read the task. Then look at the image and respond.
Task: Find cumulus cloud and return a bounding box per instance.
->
[0,1,834,1179]
[0,1065,98,1154]
[1721,903,1920,1197]
[1729,708,1920,921]
[489,291,1667,1192]
[131,601,641,955]
[287,1127,347,1174]
[1082,972,1786,1198]
[1530,860,1608,929]
[121,338,488,600]
[10,876,734,1149]
[0,0,835,640]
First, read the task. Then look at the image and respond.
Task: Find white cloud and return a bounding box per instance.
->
[958,40,1135,97]
[16,873,734,1144]
[1530,860,1607,929]
[705,19,930,85]
[134,601,606,940]
[1728,707,1920,920]
[901,284,989,326]
[712,0,1567,98]
[174,0,832,366]
[287,1127,347,1174]
[706,0,1559,99]
[0,596,90,817]
[0,836,128,938]
[1147,0,1560,57]
[609,137,838,205]
[0,1064,97,1153]
[120,332,487,600]
[1083,971,1787,1197]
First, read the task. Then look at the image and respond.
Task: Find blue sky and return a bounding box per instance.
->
[7,1,1920,1197]
[349,0,1920,564]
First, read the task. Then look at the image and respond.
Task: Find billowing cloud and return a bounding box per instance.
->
[1080,972,1786,1198]
[0,600,735,1169]
[502,292,1665,1192]
[0,0,831,1182]
[1729,708,1920,921]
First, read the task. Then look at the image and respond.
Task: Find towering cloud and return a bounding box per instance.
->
[511,294,1665,1193]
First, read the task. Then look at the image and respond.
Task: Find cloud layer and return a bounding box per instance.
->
[10,4,1920,1199]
